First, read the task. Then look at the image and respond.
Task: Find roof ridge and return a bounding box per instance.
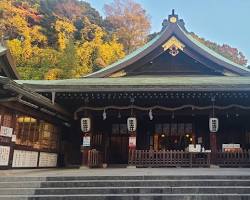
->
[178,25,250,72]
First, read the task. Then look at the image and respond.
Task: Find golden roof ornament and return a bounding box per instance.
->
[162,36,185,56]
[170,16,177,23]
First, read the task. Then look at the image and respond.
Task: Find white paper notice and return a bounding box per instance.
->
[0,126,13,137]
[83,136,91,147]
[0,145,10,166]
[12,150,38,168]
[39,152,58,167]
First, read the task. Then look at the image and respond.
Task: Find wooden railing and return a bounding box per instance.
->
[214,150,250,167]
[87,149,103,168]
[129,150,250,168]
[128,150,211,167]
[86,149,250,168]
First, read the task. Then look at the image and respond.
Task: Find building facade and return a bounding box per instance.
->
[1,11,250,169]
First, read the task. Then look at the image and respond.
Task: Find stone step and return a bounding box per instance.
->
[0,186,250,195]
[0,179,250,188]
[1,175,250,182]
[1,193,250,200]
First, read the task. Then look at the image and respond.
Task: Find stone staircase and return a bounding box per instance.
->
[0,175,250,199]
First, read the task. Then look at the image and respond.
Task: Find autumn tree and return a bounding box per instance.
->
[104,0,151,53]
[55,19,76,51]
[75,26,125,77]
[190,32,248,66]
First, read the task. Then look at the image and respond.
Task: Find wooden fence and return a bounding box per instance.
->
[87,149,250,168]
[128,150,211,167]
[128,150,250,168]
[87,149,103,168]
[214,150,250,167]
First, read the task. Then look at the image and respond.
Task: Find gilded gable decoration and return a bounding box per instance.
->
[162,36,185,56]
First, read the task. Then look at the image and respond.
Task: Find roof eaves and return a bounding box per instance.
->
[0,76,71,119]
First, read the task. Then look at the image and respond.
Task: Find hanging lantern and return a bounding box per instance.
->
[81,118,91,133]
[127,117,137,132]
[209,118,219,133]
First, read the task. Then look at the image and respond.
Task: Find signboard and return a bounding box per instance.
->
[0,126,13,137]
[12,150,38,168]
[11,135,16,142]
[0,145,10,166]
[83,136,91,147]
[188,144,201,152]
[129,136,136,148]
[222,144,241,152]
[39,152,58,167]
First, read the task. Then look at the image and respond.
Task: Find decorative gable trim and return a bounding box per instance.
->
[162,36,185,57]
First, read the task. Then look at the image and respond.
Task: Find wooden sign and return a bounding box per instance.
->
[0,126,13,138]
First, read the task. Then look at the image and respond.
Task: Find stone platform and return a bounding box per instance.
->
[1,168,250,200]
[1,167,250,177]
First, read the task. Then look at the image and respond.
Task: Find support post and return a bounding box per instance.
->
[210,132,217,153]
[210,132,217,165]
[128,131,136,168]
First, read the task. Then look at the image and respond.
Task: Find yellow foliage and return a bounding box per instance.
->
[30,26,47,44]
[55,19,76,50]
[1,0,126,79]
[76,41,94,69]
[71,65,92,78]
[6,39,23,63]
[44,68,63,80]
[98,36,125,67]
[75,27,125,77]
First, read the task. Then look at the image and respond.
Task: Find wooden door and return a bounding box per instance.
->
[110,135,128,164]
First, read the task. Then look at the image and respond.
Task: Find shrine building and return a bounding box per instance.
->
[1,11,250,169]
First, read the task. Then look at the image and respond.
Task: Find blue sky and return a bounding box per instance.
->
[86,0,250,64]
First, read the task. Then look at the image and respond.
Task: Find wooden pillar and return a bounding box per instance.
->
[129,131,137,150]
[80,115,92,167]
[210,132,217,153]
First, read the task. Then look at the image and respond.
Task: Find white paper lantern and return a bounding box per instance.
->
[127,117,137,132]
[81,118,91,133]
[209,118,219,133]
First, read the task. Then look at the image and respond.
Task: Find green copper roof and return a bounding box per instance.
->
[179,26,250,72]
[16,76,250,92]
[16,76,250,85]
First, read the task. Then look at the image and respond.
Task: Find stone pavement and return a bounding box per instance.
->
[1,167,250,177]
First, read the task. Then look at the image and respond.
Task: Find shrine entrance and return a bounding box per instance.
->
[110,135,129,164]
[136,116,195,152]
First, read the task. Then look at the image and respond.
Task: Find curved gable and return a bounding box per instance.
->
[85,11,250,78]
